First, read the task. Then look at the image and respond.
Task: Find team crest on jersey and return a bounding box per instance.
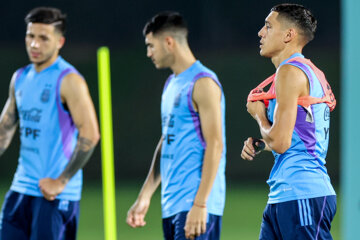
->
[324,107,330,121]
[174,93,181,107]
[41,85,52,103]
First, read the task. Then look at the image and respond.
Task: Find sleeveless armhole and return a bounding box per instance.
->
[285,61,314,97]
[187,72,222,148]
[56,68,81,160]
[56,68,82,114]
[14,66,29,89]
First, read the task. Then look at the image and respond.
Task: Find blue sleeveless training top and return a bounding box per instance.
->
[11,56,82,201]
[160,61,226,218]
[266,53,335,204]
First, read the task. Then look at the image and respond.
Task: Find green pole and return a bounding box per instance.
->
[97,46,117,240]
[341,0,360,239]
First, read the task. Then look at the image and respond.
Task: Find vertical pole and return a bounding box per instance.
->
[97,46,117,240]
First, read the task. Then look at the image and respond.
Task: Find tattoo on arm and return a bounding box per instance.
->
[59,137,96,183]
[0,98,19,156]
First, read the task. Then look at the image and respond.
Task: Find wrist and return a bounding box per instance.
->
[138,193,152,202]
[57,176,69,186]
[193,201,206,208]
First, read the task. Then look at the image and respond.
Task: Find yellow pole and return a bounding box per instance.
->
[97,46,117,240]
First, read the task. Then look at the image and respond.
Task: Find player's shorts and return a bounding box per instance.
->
[0,190,80,240]
[259,195,336,240]
[162,211,222,240]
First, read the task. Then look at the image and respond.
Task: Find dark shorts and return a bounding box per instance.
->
[259,195,337,240]
[162,211,221,240]
[0,190,80,240]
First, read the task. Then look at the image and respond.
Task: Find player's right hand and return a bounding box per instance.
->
[126,198,150,228]
[241,137,256,161]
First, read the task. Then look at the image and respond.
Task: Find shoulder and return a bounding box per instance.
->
[276,64,308,87]
[193,77,222,102]
[61,73,87,95]
[194,77,220,89]
[10,65,31,89]
[193,63,220,88]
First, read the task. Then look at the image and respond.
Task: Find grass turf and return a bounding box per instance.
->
[0,183,340,239]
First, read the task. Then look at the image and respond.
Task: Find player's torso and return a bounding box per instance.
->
[160,61,226,218]
[11,56,82,201]
[266,54,335,203]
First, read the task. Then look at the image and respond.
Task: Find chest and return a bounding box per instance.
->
[161,79,192,117]
[15,71,59,122]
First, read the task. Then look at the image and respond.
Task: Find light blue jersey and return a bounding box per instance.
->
[266,53,335,204]
[160,61,226,218]
[10,56,82,201]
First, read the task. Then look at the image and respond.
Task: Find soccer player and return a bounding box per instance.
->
[126,12,226,240]
[0,7,99,240]
[241,3,337,239]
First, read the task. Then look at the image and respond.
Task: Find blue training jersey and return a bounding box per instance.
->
[10,56,82,201]
[160,61,226,218]
[266,53,335,204]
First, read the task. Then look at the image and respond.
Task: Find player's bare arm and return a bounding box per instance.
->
[126,136,162,228]
[184,77,223,240]
[0,73,19,156]
[247,64,309,154]
[39,73,100,200]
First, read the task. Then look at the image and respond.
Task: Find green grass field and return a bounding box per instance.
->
[0,183,340,239]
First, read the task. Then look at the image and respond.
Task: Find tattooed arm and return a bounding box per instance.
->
[39,73,100,201]
[0,72,19,155]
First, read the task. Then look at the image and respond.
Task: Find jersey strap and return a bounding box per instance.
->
[247,57,336,111]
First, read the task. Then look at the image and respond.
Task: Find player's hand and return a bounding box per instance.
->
[246,101,266,120]
[126,198,150,228]
[39,178,66,201]
[241,137,256,161]
[184,205,207,240]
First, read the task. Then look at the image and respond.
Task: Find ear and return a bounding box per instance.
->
[284,28,297,43]
[164,36,175,51]
[57,36,65,50]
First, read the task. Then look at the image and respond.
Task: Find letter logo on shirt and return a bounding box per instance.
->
[19,108,42,122]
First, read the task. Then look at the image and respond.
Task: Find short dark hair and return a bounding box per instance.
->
[271,3,317,42]
[25,7,67,35]
[143,11,188,37]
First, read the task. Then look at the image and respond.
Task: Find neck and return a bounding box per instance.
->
[34,53,59,72]
[170,44,196,75]
[271,46,303,68]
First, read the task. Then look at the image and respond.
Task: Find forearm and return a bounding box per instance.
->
[138,170,161,200]
[255,114,291,154]
[255,113,272,140]
[0,125,17,156]
[0,101,18,156]
[58,133,99,184]
[194,140,223,206]
[138,138,162,200]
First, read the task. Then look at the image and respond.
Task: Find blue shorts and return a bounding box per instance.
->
[259,195,336,240]
[0,190,80,240]
[162,211,221,240]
